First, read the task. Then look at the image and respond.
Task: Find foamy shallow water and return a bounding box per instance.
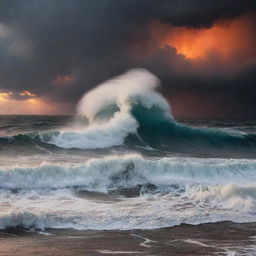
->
[0,155,256,230]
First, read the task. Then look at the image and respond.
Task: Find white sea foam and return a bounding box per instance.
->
[0,182,256,230]
[0,155,256,230]
[77,68,169,121]
[0,155,256,190]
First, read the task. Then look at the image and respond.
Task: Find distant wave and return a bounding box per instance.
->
[1,155,256,191]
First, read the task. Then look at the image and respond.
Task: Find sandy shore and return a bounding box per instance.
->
[0,221,256,256]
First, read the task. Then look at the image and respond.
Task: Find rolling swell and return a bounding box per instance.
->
[0,155,255,191]
[1,107,255,157]
[0,132,61,153]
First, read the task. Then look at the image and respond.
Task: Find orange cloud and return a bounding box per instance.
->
[0,89,72,115]
[19,90,36,97]
[0,92,12,102]
[0,96,72,115]
[148,12,256,72]
[53,74,75,85]
[164,15,255,61]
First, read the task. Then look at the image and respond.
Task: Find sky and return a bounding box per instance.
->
[0,0,256,118]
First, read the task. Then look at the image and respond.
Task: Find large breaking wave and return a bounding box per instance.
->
[37,69,256,155]
[1,69,256,157]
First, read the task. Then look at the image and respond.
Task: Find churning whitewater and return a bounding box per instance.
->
[0,69,255,230]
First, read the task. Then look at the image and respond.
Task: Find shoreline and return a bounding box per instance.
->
[1,221,256,255]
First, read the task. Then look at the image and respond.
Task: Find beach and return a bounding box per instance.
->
[1,222,256,256]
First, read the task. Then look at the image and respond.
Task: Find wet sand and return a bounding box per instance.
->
[0,221,256,256]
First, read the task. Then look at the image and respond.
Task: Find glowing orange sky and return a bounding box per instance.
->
[0,92,12,102]
[0,91,72,115]
[19,90,36,97]
[150,13,256,67]
[0,74,75,114]
[0,71,76,114]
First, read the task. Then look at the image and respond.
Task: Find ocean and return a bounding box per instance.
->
[0,69,256,254]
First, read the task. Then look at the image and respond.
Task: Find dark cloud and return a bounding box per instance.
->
[0,0,255,117]
[152,0,256,27]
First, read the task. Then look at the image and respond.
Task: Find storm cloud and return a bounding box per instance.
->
[0,0,256,117]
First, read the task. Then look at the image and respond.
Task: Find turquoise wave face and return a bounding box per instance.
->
[130,103,256,157]
[0,104,255,158]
